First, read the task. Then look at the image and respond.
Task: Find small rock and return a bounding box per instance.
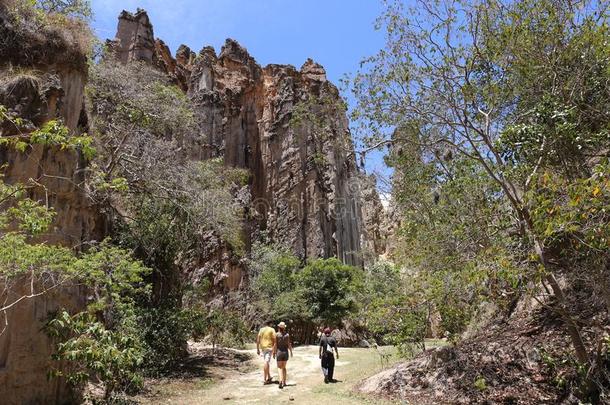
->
[289,395,295,401]
[359,339,371,348]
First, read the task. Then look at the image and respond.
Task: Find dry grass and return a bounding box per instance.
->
[0,65,44,85]
[0,0,93,69]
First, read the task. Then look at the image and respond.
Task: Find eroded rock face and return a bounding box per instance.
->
[186,43,365,274]
[110,11,372,289]
[0,5,103,403]
[183,42,364,268]
[359,173,388,262]
[110,9,155,64]
[0,60,104,248]
[0,282,86,405]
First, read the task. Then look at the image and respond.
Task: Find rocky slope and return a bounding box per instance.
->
[355,287,605,404]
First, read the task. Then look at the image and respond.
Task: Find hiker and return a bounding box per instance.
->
[319,327,339,383]
[316,326,324,342]
[273,321,293,389]
[256,320,277,385]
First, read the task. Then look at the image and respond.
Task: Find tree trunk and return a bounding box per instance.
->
[597,260,610,315]
[534,238,590,365]
[515,202,590,366]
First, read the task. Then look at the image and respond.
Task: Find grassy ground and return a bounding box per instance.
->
[135,340,448,404]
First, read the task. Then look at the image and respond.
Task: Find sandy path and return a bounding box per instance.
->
[200,345,351,403]
[139,345,398,405]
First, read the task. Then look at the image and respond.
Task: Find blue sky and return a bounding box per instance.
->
[91,0,390,181]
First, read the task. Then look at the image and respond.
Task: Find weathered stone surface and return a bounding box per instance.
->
[183,39,364,270]
[154,39,193,92]
[358,173,388,262]
[111,9,155,64]
[0,6,103,402]
[110,10,375,287]
[0,282,86,405]
[0,66,105,248]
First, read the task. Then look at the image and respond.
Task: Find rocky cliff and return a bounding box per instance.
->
[0,6,386,402]
[109,10,369,282]
[358,173,389,261]
[0,4,103,404]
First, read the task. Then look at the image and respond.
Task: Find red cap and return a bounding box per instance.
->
[324,327,331,335]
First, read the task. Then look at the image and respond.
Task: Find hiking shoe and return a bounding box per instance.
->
[324,377,329,384]
[279,382,284,389]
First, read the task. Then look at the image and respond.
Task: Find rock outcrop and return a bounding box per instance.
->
[355,303,569,405]
[0,5,103,403]
[358,173,388,262]
[109,8,156,64]
[185,44,363,267]
[109,10,370,285]
[0,6,385,402]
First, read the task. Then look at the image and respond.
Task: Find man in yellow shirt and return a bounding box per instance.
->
[256,320,276,384]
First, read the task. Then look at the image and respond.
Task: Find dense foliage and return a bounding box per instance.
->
[87,60,248,272]
[4,0,608,402]
[247,242,369,343]
[1,6,250,397]
[351,0,610,399]
[0,172,151,400]
[84,53,251,377]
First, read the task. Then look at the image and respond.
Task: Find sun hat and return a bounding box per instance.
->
[277,321,287,329]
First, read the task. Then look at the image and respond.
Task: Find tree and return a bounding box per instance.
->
[0,172,152,398]
[0,116,94,335]
[247,243,366,342]
[35,0,92,20]
[88,60,249,301]
[298,258,364,326]
[351,0,609,374]
[246,241,310,340]
[45,241,151,400]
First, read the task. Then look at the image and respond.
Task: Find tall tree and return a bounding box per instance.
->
[351,0,609,368]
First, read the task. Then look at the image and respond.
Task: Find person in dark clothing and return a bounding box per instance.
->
[273,321,293,389]
[319,327,339,383]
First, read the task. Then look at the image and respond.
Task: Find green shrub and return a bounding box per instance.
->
[298,258,364,326]
[204,309,251,349]
[46,311,145,400]
[474,377,487,391]
[248,243,365,341]
[0,174,152,399]
[136,303,196,374]
[365,293,428,355]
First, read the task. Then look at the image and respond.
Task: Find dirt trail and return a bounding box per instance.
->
[138,344,400,404]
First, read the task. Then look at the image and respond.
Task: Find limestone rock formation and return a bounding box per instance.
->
[0,6,387,401]
[109,9,155,64]
[0,284,86,405]
[183,43,364,268]
[358,173,388,262]
[110,10,371,277]
[0,5,103,402]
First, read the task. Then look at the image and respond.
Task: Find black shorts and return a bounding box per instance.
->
[321,352,334,368]
[276,350,289,362]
